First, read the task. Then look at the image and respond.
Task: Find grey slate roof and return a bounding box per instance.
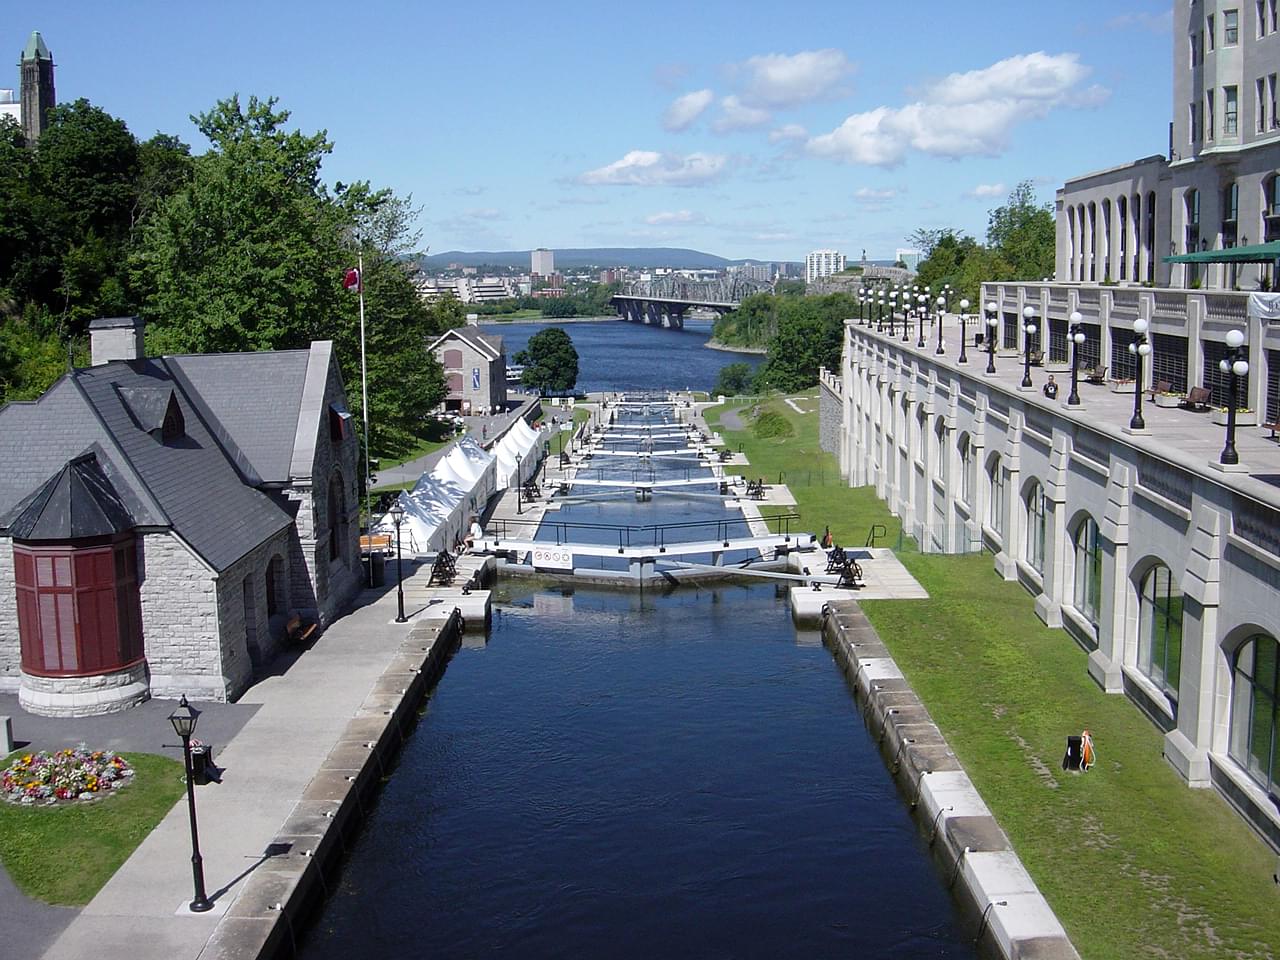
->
[166,351,310,484]
[3,451,136,540]
[0,357,297,572]
[431,327,504,361]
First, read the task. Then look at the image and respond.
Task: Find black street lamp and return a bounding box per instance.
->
[1067,310,1086,406]
[168,696,213,914]
[1127,317,1150,430]
[985,302,999,375]
[858,287,868,324]
[1218,328,1249,465]
[935,295,946,354]
[1020,305,1038,389]
[916,294,927,347]
[958,299,971,363]
[515,452,523,514]
[389,502,407,623]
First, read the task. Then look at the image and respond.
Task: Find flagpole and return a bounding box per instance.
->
[357,246,372,582]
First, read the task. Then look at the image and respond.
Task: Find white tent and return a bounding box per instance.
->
[372,472,464,556]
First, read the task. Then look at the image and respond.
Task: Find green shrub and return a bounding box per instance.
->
[752,409,793,439]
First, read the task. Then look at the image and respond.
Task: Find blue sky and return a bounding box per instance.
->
[20,1,1173,261]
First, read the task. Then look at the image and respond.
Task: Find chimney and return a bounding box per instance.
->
[89,316,145,366]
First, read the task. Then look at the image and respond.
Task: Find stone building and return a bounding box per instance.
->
[0,317,363,716]
[429,327,507,415]
[17,30,54,143]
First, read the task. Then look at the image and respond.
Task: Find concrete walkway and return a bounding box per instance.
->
[37,577,444,960]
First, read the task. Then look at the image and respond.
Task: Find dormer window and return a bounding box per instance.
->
[116,384,184,443]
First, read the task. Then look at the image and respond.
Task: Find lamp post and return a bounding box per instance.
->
[858,288,867,324]
[515,452,523,514]
[1218,328,1249,464]
[958,299,970,363]
[985,302,999,375]
[916,294,927,347]
[1020,305,1038,389]
[168,696,213,914]
[885,293,894,335]
[1127,317,1150,430]
[1067,311,1086,406]
[935,295,946,354]
[389,502,406,623]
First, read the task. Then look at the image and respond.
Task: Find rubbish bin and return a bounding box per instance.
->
[190,744,214,785]
[364,551,386,587]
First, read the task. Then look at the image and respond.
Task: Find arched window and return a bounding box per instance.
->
[958,433,973,504]
[916,407,927,462]
[1025,482,1046,573]
[934,418,948,483]
[328,473,344,562]
[1072,516,1102,626]
[988,455,1005,536]
[265,555,286,617]
[1264,174,1280,243]
[1229,633,1279,800]
[1137,564,1182,697]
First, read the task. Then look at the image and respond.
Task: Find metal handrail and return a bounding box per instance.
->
[486,512,802,550]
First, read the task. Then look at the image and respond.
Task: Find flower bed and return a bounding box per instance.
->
[2,748,134,805]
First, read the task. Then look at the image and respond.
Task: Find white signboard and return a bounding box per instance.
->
[530,545,574,570]
[472,367,481,390]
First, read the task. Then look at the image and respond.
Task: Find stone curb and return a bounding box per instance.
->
[822,600,1081,960]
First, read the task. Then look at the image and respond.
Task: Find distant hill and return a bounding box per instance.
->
[420,247,794,271]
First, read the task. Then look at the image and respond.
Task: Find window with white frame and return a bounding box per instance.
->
[1072,516,1103,627]
[1229,633,1279,801]
[934,418,947,483]
[1260,77,1269,132]
[1208,89,1216,139]
[988,456,1005,536]
[959,434,973,505]
[1025,481,1046,573]
[1260,0,1268,37]
[1138,564,1183,698]
[1225,85,1239,135]
[1225,8,1239,43]
[1208,13,1216,49]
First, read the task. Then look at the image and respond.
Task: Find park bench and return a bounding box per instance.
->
[1262,419,1280,441]
[285,612,318,647]
[1029,350,1045,366]
[359,534,391,555]
[1083,365,1108,384]
[1181,386,1212,411]
[428,551,457,586]
[1146,379,1173,401]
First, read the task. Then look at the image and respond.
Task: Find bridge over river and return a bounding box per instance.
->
[611,274,772,328]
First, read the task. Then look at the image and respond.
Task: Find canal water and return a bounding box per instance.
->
[301,401,978,958]
[480,318,763,395]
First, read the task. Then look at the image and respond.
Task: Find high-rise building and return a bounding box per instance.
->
[531,248,555,277]
[806,249,846,283]
[1057,1,1280,289]
[18,31,54,144]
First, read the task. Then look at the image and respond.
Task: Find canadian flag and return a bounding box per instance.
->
[342,267,361,292]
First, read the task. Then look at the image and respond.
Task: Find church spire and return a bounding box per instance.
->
[18,30,55,144]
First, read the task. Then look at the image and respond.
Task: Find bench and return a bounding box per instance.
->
[1181,386,1212,411]
[285,612,318,647]
[1083,365,1107,385]
[1146,379,1173,401]
[428,551,457,586]
[1029,350,1045,366]
[1263,420,1280,441]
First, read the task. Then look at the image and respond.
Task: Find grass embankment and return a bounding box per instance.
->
[550,406,592,456]
[706,394,1280,960]
[375,422,456,474]
[0,752,185,905]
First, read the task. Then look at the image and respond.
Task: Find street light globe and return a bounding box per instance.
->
[987,315,999,329]
[1131,343,1139,355]
[936,296,945,306]
[986,301,998,313]
[1226,329,1245,348]
[960,299,970,310]
[1072,332,1086,344]
[1219,358,1231,372]
[1025,323,1037,335]
[1134,317,1149,335]
[1233,359,1250,376]
[1022,305,1035,319]
[1138,342,1151,356]
[1069,310,1082,324]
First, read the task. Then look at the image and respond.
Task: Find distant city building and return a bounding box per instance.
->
[412,276,517,304]
[531,248,555,277]
[599,268,622,284]
[18,30,54,144]
[805,249,846,283]
[895,249,923,272]
[0,88,18,127]
[740,263,774,282]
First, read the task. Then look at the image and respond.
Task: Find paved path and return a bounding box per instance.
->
[36,575,441,960]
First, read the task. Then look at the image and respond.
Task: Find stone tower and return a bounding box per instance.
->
[19,30,54,144]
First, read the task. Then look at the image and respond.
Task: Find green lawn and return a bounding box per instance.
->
[375,421,457,474]
[0,752,186,905]
[707,395,1280,960]
[549,407,592,456]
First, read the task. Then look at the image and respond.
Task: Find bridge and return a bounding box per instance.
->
[612,275,773,328]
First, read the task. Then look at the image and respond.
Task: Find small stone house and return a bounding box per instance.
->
[0,317,363,716]
[429,327,506,415]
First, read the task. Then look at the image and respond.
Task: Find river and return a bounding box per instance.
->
[481,317,763,395]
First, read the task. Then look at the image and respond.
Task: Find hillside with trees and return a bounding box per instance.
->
[0,95,456,460]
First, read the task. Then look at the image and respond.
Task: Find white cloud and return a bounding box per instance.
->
[735,49,853,107]
[807,52,1101,167]
[768,123,808,143]
[967,183,1006,198]
[645,210,703,225]
[663,89,715,131]
[578,150,729,187]
[713,95,772,132]
[854,187,898,202]
[465,207,504,220]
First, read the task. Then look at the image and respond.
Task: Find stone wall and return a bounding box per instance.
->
[818,369,842,457]
[210,526,293,701]
[0,539,17,693]
[140,532,225,701]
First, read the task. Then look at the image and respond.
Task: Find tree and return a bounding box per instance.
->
[987,181,1055,281]
[516,327,579,395]
[713,361,754,396]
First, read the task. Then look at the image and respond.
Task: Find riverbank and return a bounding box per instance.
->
[705,394,1280,960]
[704,338,767,355]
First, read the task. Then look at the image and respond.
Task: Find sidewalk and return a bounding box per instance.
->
[38,578,443,960]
